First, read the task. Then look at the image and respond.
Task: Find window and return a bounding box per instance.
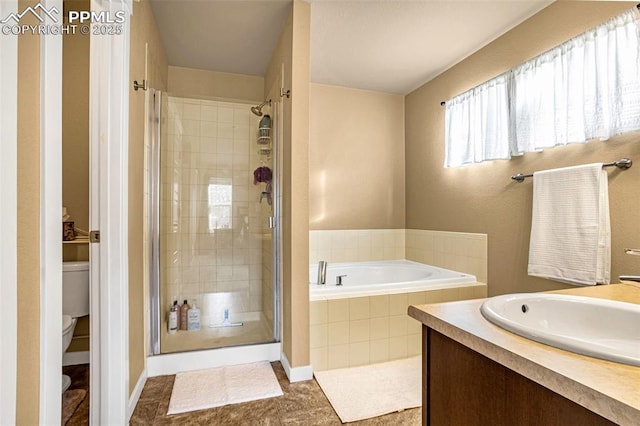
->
[444,7,640,168]
[208,181,232,230]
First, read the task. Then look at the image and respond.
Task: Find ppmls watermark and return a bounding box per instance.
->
[1,3,125,35]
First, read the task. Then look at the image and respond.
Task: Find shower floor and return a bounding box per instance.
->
[160,316,274,354]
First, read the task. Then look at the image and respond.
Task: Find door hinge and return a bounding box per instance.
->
[89,230,100,243]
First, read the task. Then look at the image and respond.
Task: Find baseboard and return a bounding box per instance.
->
[128,368,147,421]
[280,352,313,383]
[63,351,90,366]
[147,342,281,377]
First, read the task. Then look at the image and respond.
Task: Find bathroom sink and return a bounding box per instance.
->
[480,293,640,366]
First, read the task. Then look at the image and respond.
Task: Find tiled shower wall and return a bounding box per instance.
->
[160,97,265,325]
[310,229,487,283]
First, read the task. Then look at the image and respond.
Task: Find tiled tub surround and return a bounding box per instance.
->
[310,284,487,371]
[310,229,487,284]
[309,229,487,371]
[159,97,273,352]
[405,229,488,284]
[309,229,405,264]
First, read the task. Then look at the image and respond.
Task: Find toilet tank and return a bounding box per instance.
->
[63,261,90,317]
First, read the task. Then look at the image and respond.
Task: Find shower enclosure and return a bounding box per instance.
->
[148,91,280,354]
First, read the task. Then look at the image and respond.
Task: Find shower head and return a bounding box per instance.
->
[250,99,271,116]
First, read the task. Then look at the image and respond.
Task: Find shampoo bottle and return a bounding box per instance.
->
[179,300,189,331]
[168,303,178,334]
[187,301,201,331]
[173,300,180,330]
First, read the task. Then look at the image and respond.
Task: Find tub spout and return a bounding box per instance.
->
[317,261,327,285]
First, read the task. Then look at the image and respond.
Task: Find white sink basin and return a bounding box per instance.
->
[480,293,640,366]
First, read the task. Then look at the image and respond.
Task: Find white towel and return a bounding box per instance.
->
[528,163,610,286]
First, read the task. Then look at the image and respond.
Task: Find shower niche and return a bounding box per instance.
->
[152,94,280,354]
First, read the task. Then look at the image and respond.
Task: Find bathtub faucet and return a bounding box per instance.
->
[317,261,327,285]
[336,275,347,286]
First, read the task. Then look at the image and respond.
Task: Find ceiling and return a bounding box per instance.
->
[150,0,554,95]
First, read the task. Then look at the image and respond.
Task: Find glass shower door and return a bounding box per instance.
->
[153,93,279,354]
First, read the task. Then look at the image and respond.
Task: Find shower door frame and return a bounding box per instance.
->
[148,93,282,356]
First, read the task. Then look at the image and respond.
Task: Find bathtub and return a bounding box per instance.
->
[309,260,477,301]
[309,260,485,371]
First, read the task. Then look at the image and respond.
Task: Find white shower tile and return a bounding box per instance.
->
[216,265,233,280]
[196,249,216,266]
[233,186,249,202]
[357,233,372,250]
[234,140,249,156]
[200,105,218,122]
[183,102,201,120]
[200,121,217,138]
[218,107,234,123]
[181,119,200,136]
[234,124,250,140]
[182,266,199,284]
[232,248,249,265]
[217,138,234,154]
[233,153,250,169]
[309,232,319,251]
[181,135,198,153]
[233,265,249,280]
[371,231,385,251]
[216,123,233,139]
[234,108,251,126]
[213,154,231,168]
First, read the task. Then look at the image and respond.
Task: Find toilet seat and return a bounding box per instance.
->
[62,314,75,335]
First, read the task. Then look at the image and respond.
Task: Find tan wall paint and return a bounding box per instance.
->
[63,0,90,352]
[309,84,405,230]
[129,0,168,395]
[16,2,41,422]
[405,1,640,297]
[62,0,89,236]
[264,0,310,368]
[168,65,264,102]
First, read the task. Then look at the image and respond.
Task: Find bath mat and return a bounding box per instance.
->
[61,389,87,425]
[167,360,283,415]
[314,356,422,423]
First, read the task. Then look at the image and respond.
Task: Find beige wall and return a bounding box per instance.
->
[129,0,168,395]
[405,1,640,297]
[264,0,310,369]
[16,2,41,422]
[62,0,89,236]
[309,84,405,230]
[62,0,90,352]
[168,65,264,102]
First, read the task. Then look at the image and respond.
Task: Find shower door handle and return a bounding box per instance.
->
[268,216,275,229]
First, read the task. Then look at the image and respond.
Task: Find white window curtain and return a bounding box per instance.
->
[444,75,510,167]
[444,7,640,168]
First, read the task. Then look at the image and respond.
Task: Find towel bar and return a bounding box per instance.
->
[511,158,632,183]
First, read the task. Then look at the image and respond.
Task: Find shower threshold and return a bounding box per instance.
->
[160,315,272,354]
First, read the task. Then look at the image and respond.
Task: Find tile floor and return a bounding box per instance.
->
[63,364,90,425]
[131,361,421,425]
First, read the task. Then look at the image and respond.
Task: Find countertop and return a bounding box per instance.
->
[408,283,640,425]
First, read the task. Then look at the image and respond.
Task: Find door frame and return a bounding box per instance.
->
[40,0,63,423]
[37,0,132,423]
[0,0,18,424]
[88,0,132,423]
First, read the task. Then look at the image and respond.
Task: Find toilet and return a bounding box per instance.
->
[62,261,90,393]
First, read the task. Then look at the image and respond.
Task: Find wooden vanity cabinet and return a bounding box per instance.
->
[422,327,616,426]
